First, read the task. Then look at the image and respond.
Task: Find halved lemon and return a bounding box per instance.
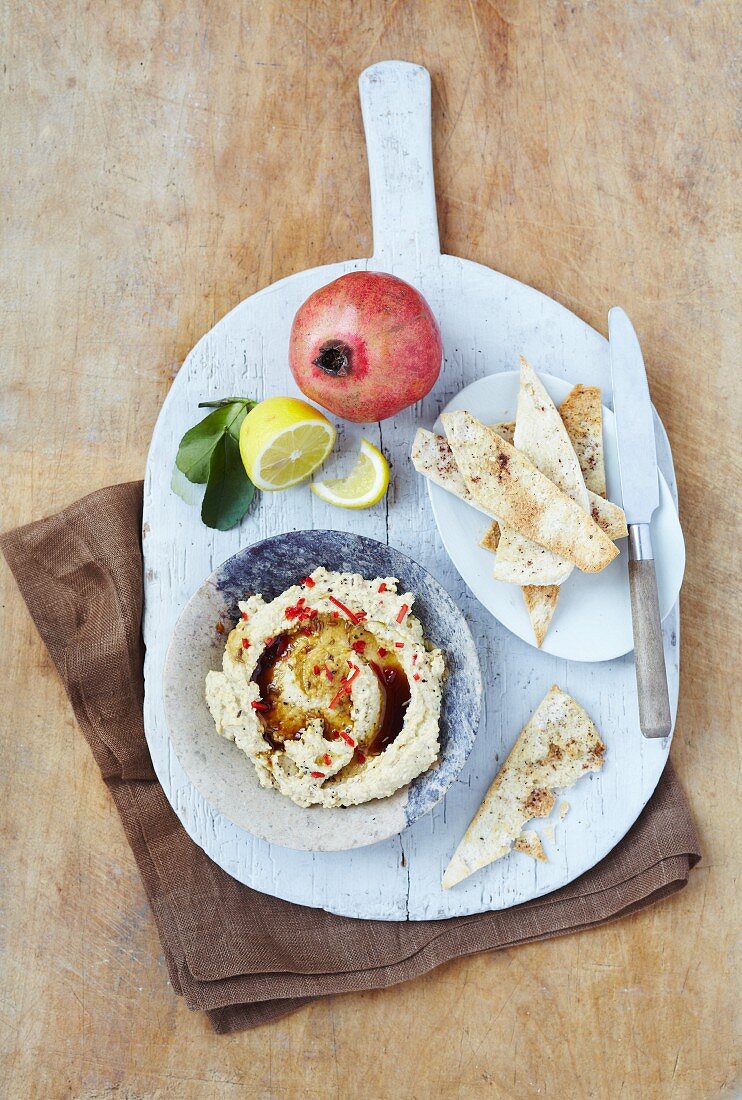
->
[311,439,390,509]
[239,397,336,491]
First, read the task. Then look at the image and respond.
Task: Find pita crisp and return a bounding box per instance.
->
[441,411,618,573]
[559,384,607,497]
[443,686,606,888]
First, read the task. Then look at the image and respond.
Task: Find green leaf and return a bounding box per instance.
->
[175,402,248,484]
[201,432,256,530]
[170,464,203,505]
[227,406,249,443]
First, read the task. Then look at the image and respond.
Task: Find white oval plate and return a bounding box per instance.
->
[429,372,685,662]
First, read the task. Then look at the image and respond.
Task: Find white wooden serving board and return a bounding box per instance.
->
[143,62,679,920]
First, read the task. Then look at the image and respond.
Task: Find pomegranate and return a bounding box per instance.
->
[289,271,442,423]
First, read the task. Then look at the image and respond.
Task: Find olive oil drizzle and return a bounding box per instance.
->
[250,616,411,756]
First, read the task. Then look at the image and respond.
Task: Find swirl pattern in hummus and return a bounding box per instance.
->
[205,569,445,808]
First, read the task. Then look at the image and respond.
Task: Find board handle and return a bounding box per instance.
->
[359,61,441,267]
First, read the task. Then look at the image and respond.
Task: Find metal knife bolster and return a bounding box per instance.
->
[628,523,654,561]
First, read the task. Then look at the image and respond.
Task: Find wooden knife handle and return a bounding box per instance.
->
[628,526,672,738]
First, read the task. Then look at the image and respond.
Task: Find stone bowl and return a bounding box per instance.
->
[163,530,483,851]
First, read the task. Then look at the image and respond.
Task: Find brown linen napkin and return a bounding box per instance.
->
[2,482,700,1034]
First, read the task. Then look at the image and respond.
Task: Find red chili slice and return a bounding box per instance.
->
[310,771,325,779]
[378,582,387,593]
[324,664,334,681]
[251,700,269,712]
[329,664,360,708]
[241,638,250,649]
[322,753,332,766]
[313,665,321,676]
[351,640,366,653]
[355,750,366,764]
[377,647,388,658]
[302,576,316,588]
[395,642,404,649]
[328,595,360,624]
[329,686,346,710]
[413,673,420,681]
[339,731,356,747]
[241,611,248,621]
[395,604,409,624]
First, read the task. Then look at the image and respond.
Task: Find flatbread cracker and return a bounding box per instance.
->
[493,358,589,595]
[442,686,605,888]
[588,494,627,540]
[515,360,590,510]
[493,421,515,443]
[411,428,474,502]
[559,385,606,497]
[441,411,618,573]
[412,429,626,547]
[491,409,624,541]
[483,489,562,639]
[479,523,501,553]
[521,584,560,647]
[513,830,548,862]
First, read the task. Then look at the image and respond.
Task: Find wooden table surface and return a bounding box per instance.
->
[1,2,738,1097]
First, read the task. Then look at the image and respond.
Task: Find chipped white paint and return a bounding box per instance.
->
[143,62,679,920]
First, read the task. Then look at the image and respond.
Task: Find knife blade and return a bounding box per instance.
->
[608,307,671,739]
[609,307,659,524]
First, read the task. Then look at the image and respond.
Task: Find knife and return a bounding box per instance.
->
[608,307,672,738]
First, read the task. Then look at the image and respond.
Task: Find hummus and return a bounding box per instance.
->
[205,568,445,808]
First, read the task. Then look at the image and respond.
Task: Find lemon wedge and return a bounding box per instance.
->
[311,439,390,509]
[239,397,336,491]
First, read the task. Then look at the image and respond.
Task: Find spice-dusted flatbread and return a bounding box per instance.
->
[493,361,590,615]
[484,519,561,647]
[494,360,590,643]
[501,386,606,497]
[515,360,590,510]
[588,495,627,539]
[479,523,501,553]
[411,430,626,543]
[442,686,606,888]
[441,411,619,573]
[493,421,515,443]
[513,830,548,862]
[559,385,606,497]
[494,360,588,585]
[485,501,625,583]
[411,428,474,503]
[492,410,624,539]
[521,585,560,647]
